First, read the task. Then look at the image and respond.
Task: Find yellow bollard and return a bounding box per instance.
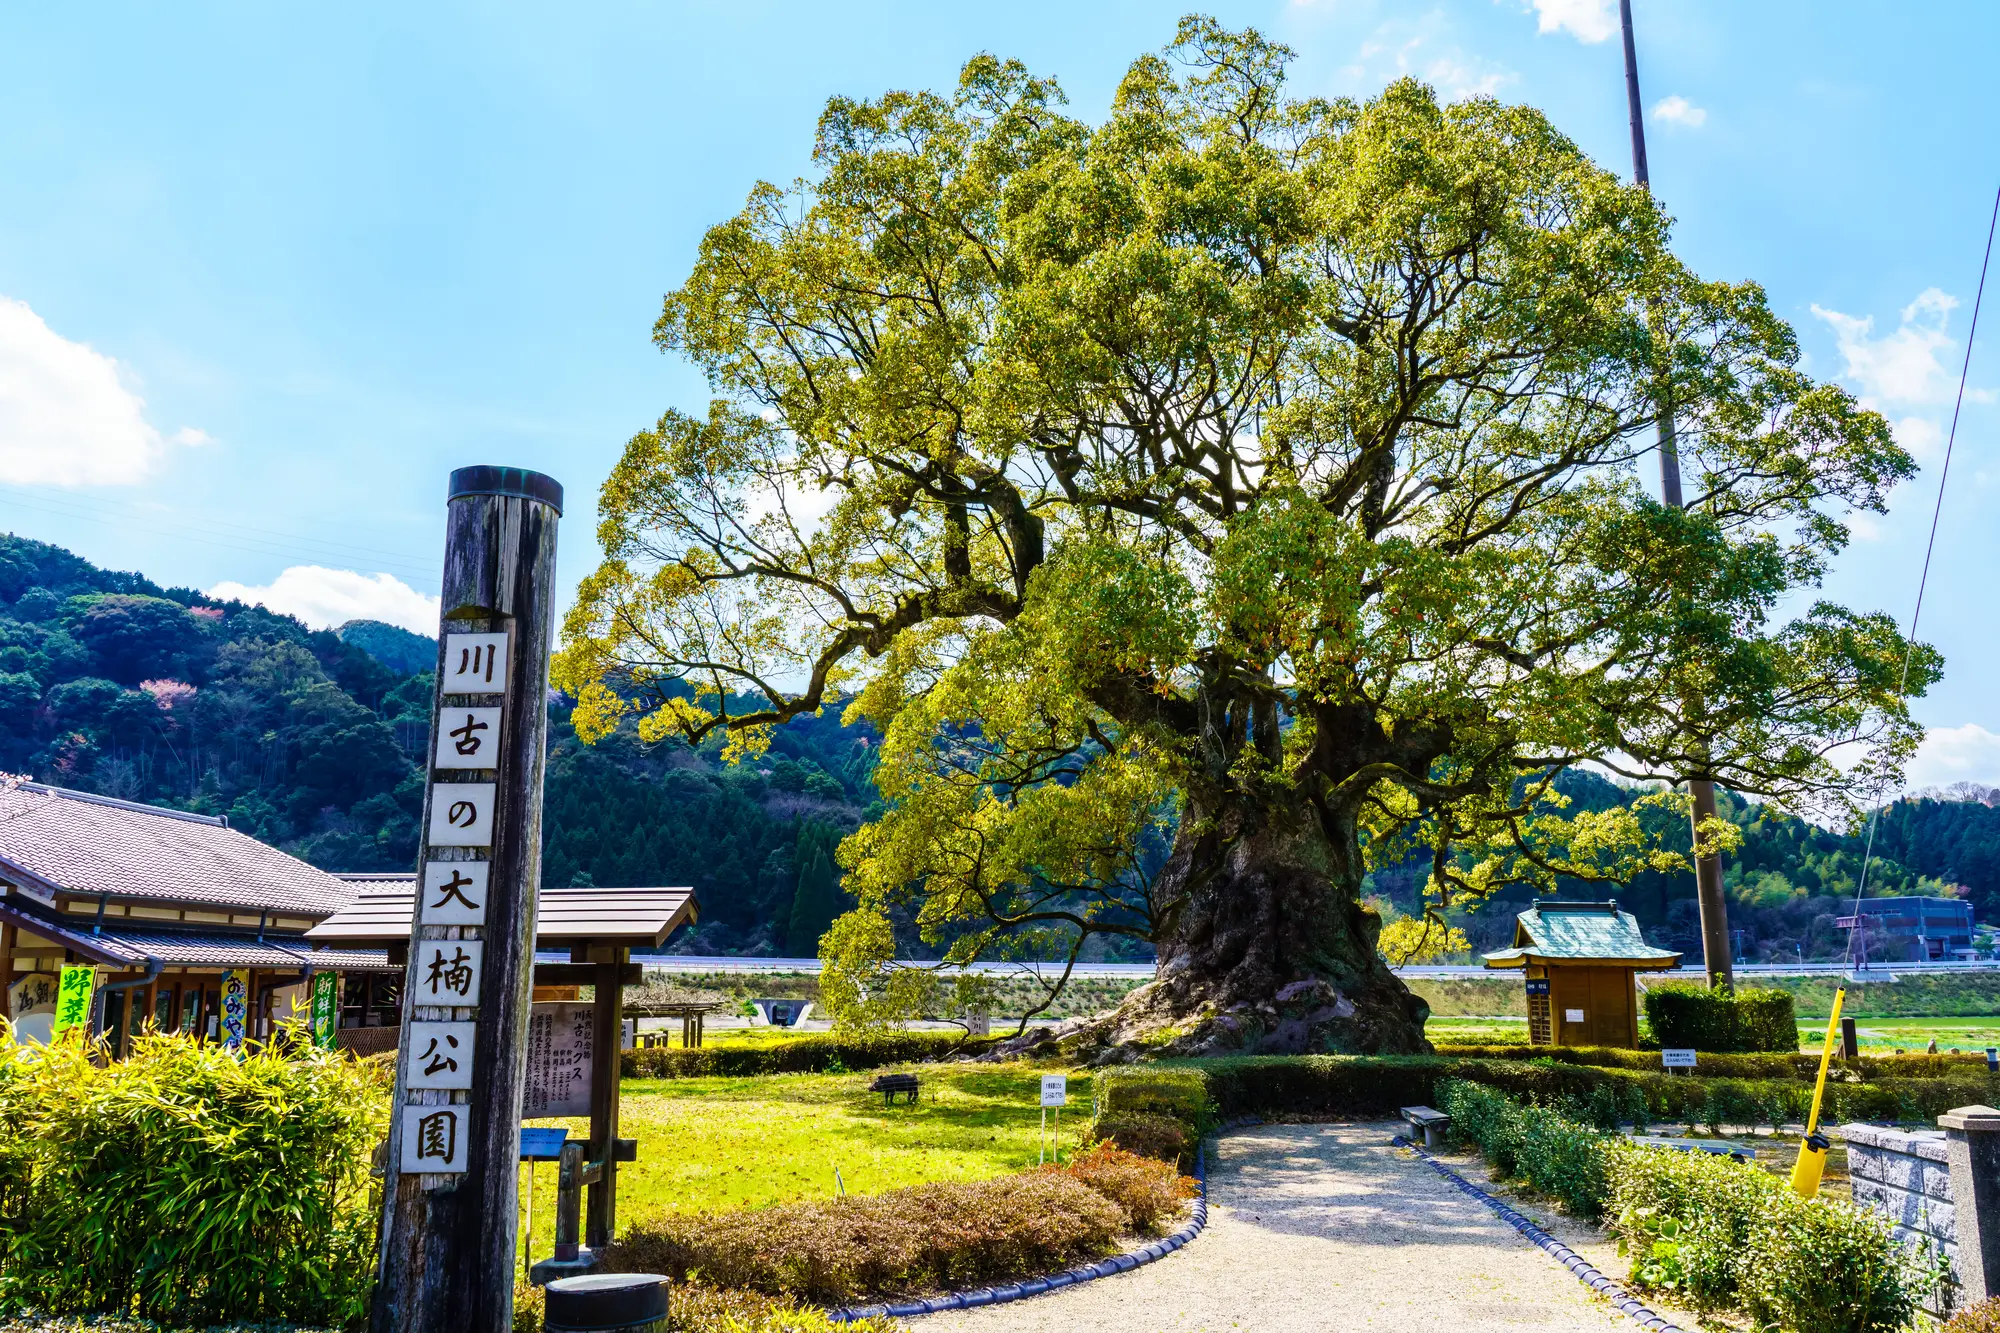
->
[1790,986,1846,1198]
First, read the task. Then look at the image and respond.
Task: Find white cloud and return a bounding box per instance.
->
[1529,0,1616,43]
[207,566,440,635]
[1425,55,1515,99]
[1904,723,2000,793]
[1811,287,1959,405]
[1651,95,1707,128]
[1892,414,1945,463]
[0,296,203,485]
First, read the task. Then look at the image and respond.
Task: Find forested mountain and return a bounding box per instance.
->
[2,530,1994,961]
[0,532,867,954]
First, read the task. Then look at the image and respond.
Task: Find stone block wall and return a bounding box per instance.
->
[1840,1123,1956,1312]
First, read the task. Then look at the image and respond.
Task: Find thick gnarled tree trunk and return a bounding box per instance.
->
[1059,798,1432,1060]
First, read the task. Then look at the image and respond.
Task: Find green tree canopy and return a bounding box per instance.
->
[556,19,1934,1055]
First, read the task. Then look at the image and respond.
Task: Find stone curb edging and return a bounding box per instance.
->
[1392,1135,1690,1333]
[828,1140,1212,1323]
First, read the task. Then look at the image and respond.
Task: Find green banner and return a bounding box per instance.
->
[310,971,339,1050]
[52,966,95,1038]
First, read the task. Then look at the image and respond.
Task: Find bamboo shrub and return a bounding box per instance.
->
[0,1019,389,1328]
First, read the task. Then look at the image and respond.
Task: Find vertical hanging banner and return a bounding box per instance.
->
[372,466,561,1333]
[219,971,249,1050]
[51,965,95,1039]
[310,971,340,1050]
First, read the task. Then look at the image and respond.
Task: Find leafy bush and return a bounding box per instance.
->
[1742,1189,1920,1333]
[621,1032,996,1078]
[1947,1298,2000,1333]
[1087,1112,1194,1167]
[1443,1081,1923,1333]
[0,1026,388,1328]
[1437,1081,1608,1218]
[605,1173,1126,1305]
[1643,983,1799,1053]
[1046,1144,1196,1233]
[1608,1136,1777,1310]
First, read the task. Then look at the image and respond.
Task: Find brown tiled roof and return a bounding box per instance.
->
[0,783,358,916]
[307,883,698,947]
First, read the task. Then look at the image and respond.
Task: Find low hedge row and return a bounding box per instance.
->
[1439,1080,1928,1333]
[603,1145,1193,1305]
[1094,1055,1992,1132]
[621,1032,997,1079]
[1433,1043,1995,1083]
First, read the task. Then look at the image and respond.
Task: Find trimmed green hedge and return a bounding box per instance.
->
[1433,1042,1992,1083]
[1094,1055,1993,1131]
[621,1033,997,1078]
[1441,1082,1926,1333]
[1642,983,1799,1053]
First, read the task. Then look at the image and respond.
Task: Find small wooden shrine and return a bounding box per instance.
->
[1481,899,1681,1048]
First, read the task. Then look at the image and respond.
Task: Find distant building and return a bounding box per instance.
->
[1837,895,1975,962]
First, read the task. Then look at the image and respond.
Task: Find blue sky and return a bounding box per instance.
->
[1,1,1996,790]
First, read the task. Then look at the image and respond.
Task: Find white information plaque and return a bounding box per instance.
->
[522,1002,596,1119]
[407,1020,478,1090]
[434,707,503,769]
[428,782,496,847]
[414,939,485,1007]
[419,861,489,926]
[441,632,509,694]
[401,1104,469,1174]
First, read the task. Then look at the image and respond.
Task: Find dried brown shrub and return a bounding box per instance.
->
[1947,1299,2000,1333]
[1050,1143,1197,1233]
[606,1172,1124,1305]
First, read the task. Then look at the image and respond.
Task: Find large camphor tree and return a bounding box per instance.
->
[556,20,1935,1055]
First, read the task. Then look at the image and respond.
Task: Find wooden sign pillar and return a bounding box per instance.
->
[372,466,562,1333]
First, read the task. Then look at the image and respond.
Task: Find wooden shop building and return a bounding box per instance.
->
[0,781,396,1052]
[1481,899,1682,1048]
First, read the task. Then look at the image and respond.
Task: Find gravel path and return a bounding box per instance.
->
[921,1122,1637,1333]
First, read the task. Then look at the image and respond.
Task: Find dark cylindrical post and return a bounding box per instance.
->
[553,1142,584,1262]
[543,1274,669,1333]
[1840,1016,1859,1061]
[586,956,625,1249]
[372,467,563,1333]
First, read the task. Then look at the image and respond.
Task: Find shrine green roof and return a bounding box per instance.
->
[1482,900,1681,970]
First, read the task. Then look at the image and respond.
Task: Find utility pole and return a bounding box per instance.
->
[1619,0,1733,991]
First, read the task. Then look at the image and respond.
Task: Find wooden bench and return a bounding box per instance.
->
[870,1073,922,1106]
[1400,1105,1451,1150]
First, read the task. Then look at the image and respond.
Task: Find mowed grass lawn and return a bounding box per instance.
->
[523,1063,1094,1226]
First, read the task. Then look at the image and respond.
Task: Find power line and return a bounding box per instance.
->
[0,483,441,586]
[1845,180,2000,966]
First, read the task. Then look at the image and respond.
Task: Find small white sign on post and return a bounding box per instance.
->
[1563,1008,1585,1024]
[1038,1074,1068,1167]
[1661,1048,1698,1070]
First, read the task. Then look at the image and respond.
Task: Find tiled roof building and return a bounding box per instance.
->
[0,781,390,1051]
